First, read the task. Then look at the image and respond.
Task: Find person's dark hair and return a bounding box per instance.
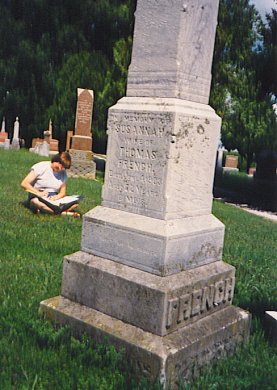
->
[51,152,71,169]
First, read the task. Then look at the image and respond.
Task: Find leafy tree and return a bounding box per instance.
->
[0,0,135,149]
[256,9,277,98]
[211,0,277,171]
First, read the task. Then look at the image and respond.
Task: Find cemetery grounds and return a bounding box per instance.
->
[0,149,276,389]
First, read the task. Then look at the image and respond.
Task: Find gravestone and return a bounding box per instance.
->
[45,119,59,154]
[1,116,6,132]
[0,117,9,149]
[40,1,251,387]
[223,155,239,172]
[11,117,20,150]
[66,130,73,151]
[34,140,50,157]
[68,88,96,179]
[265,311,277,345]
[0,127,10,149]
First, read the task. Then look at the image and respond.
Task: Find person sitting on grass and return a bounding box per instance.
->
[21,151,80,217]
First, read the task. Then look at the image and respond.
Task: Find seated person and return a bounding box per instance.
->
[21,152,80,217]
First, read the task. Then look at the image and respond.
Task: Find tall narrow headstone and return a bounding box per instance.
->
[44,119,59,154]
[11,117,20,149]
[1,116,5,132]
[68,88,96,179]
[41,1,251,387]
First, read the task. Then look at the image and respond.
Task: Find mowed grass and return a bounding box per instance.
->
[0,149,276,389]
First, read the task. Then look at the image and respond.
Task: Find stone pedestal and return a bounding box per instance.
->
[67,150,96,179]
[11,138,20,150]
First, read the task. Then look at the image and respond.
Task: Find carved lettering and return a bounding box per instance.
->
[104,111,172,212]
[201,284,215,312]
[191,289,202,316]
[166,298,179,328]
[177,294,192,322]
[224,277,235,303]
[214,280,225,305]
[166,276,235,329]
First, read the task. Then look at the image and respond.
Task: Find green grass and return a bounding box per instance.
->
[0,149,276,389]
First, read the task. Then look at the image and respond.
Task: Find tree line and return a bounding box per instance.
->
[0,0,276,165]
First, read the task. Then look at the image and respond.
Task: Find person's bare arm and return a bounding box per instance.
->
[48,182,66,200]
[21,170,48,197]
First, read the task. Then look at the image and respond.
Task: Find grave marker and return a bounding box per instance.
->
[11,117,20,149]
[41,1,251,386]
[68,88,96,179]
[224,155,239,171]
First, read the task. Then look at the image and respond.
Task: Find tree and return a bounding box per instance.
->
[256,9,277,98]
[210,0,277,171]
[0,0,135,148]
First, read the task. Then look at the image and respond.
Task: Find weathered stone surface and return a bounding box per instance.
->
[103,97,221,220]
[265,311,277,345]
[40,1,251,385]
[69,149,93,161]
[62,251,235,336]
[74,88,93,137]
[70,136,92,151]
[40,297,251,388]
[67,160,96,179]
[0,131,8,142]
[127,0,219,104]
[81,206,224,276]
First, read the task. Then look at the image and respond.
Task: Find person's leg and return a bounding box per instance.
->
[65,204,79,212]
[61,204,81,217]
[30,197,55,214]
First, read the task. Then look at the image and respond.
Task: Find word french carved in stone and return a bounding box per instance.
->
[166,277,235,328]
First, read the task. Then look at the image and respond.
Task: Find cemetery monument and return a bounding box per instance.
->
[67,88,96,179]
[11,116,20,149]
[0,116,10,149]
[40,1,251,387]
[44,119,59,154]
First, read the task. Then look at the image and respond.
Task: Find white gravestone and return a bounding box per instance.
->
[11,117,20,149]
[1,117,5,132]
[41,1,251,387]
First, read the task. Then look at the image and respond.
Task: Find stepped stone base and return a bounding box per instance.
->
[82,206,225,276]
[40,297,251,388]
[62,251,236,336]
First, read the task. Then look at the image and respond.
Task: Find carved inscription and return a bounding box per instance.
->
[75,89,93,137]
[104,111,172,212]
[166,277,235,328]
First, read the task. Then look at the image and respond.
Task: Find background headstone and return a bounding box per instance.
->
[68,88,96,179]
[1,116,6,132]
[224,155,239,170]
[11,117,20,150]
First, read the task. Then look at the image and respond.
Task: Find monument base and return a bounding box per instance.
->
[67,160,96,179]
[40,296,250,389]
[68,149,96,179]
[82,206,225,276]
[11,139,20,150]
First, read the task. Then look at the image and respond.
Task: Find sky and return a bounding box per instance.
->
[250,0,276,20]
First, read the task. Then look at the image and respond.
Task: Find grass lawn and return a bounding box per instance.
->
[0,149,276,389]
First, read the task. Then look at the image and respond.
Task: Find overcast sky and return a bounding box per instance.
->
[250,0,276,20]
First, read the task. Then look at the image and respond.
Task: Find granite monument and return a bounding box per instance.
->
[41,1,251,387]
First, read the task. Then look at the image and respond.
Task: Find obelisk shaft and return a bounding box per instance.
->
[127,0,219,104]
